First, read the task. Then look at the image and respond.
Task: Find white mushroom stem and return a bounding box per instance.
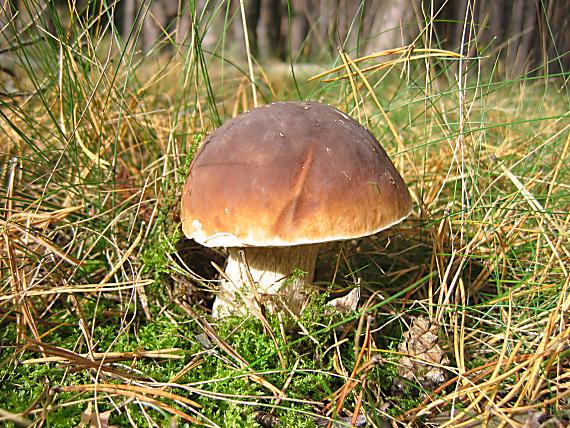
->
[212,245,319,318]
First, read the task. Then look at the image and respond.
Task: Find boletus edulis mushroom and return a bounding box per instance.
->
[181,101,412,318]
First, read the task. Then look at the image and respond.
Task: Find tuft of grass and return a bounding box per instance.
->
[1,0,568,427]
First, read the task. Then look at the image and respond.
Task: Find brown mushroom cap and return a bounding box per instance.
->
[181,101,412,247]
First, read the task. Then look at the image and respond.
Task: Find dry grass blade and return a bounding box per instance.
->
[308,45,463,82]
[0,280,152,301]
[499,166,568,263]
[23,339,149,380]
[6,205,83,227]
[60,383,202,409]
[59,384,205,425]
[338,49,363,123]
[323,316,378,426]
[0,408,33,427]
[337,49,404,150]
[1,219,81,266]
[99,225,145,285]
[3,232,40,342]
[238,0,257,107]
[22,348,182,364]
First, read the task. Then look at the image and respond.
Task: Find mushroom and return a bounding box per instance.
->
[181,101,412,318]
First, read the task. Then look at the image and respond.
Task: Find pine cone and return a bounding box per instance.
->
[397,317,450,390]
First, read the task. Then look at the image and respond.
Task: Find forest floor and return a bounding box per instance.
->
[1,16,569,428]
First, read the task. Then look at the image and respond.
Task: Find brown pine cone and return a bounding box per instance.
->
[397,316,450,390]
